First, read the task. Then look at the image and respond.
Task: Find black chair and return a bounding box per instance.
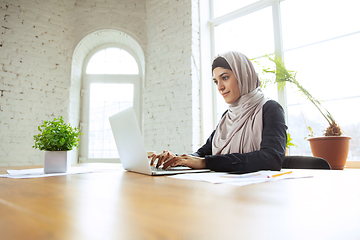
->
[282,156,331,170]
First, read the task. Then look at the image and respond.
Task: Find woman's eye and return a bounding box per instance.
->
[223,76,229,80]
[213,81,218,85]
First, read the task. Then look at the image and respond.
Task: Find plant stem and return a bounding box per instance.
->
[264,54,335,126]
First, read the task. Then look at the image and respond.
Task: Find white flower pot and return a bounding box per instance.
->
[44,151,68,174]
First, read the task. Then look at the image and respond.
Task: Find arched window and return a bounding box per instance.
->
[86,48,139,74]
[80,47,141,162]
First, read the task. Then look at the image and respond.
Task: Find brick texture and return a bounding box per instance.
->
[0,0,200,166]
[143,0,201,154]
[0,0,74,166]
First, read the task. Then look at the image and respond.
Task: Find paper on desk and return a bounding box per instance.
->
[226,171,313,186]
[0,167,120,179]
[168,170,313,186]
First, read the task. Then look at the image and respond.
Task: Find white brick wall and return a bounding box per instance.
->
[0,0,74,166]
[0,0,201,166]
[191,0,201,152]
[143,0,201,154]
[71,0,147,50]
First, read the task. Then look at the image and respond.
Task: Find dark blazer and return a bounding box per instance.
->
[192,100,287,173]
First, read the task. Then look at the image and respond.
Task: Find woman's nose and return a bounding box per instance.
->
[218,81,224,91]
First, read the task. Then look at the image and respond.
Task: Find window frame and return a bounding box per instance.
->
[204,0,360,167]
[79,44,142,163]
[208,0,287,115]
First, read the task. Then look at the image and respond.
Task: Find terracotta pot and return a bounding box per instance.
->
[308,136,351,170]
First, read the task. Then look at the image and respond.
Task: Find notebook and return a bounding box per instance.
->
[109,107,211,175]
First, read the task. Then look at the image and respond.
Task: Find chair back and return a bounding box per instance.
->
[282,156,331,170]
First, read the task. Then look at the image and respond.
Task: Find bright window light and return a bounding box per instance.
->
[86,48,139,74]
[88,83,134,158]
[282,2,360,159]
[213,0,260,18]
[210,0,360,161]
[281,0,360,50]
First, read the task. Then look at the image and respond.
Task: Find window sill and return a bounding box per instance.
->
[345,160,360,169]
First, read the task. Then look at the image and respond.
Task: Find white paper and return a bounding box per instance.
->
[0,167,121,179]
[168,170,312,186]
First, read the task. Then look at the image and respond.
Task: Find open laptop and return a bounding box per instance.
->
[109,107,211,175]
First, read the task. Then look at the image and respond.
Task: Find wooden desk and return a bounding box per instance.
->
[1,164,360,240]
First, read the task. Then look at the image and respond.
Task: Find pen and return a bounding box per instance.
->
[267,171,292,178]
[221,172,262,178]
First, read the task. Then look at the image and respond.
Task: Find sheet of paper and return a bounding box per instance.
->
[226,172,313,186]
[0,167,121,179]
[168,170,313,186]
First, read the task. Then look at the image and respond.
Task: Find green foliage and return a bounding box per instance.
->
[33,116,82,151]
[286,132,297,148]
[256,54,340,136]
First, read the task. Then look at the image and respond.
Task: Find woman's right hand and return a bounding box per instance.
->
[148,150,176,168]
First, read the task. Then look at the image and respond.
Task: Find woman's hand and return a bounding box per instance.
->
[148,150,176,168]
[162,154,206,170]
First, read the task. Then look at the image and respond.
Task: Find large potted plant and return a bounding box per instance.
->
[33,116,82,173]
[258,54,351,170]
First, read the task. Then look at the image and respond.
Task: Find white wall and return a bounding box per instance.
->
[0,0,75,166]
[144,0,201,154]
[0,0,201,166]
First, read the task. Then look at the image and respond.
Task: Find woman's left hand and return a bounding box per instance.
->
[162,154,206,170]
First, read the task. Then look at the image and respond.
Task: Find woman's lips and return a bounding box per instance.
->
[222,91,230,97]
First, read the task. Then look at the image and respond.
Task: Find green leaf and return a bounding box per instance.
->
[256,53,339,136]
[33,116,83,151]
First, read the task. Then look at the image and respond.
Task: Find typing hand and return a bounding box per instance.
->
[162,154,206,170]
[148,150,176,168]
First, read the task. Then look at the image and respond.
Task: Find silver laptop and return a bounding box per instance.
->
[109,107,211,175]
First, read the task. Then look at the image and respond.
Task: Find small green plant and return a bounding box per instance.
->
[33,116,82,151]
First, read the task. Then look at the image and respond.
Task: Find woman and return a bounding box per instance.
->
[149,51,287,173]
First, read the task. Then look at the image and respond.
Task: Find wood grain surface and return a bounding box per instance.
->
[1,164,359,240]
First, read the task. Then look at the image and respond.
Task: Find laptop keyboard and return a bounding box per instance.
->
[151,166,187,172]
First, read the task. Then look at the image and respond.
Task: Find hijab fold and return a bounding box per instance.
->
[212,52,268,155]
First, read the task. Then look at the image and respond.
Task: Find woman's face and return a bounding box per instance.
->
[213,67,241,104]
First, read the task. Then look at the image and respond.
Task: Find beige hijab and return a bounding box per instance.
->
[212,51,268,155]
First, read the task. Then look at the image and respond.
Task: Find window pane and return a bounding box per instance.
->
[88,83,134,158]
[86,62,106,74]
[86,48,139,74]
[214,7,274,58]
[213,0,260,18]
[281,0,360,50]
[105,62,122,74]
[287,98,360,161]
[285,33,360,105]
[106,48,121,62]
[214,7,275,121]
[284,33,360,160]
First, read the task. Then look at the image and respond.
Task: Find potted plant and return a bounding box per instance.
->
[33,116,82,173]
[258,54,351,169]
